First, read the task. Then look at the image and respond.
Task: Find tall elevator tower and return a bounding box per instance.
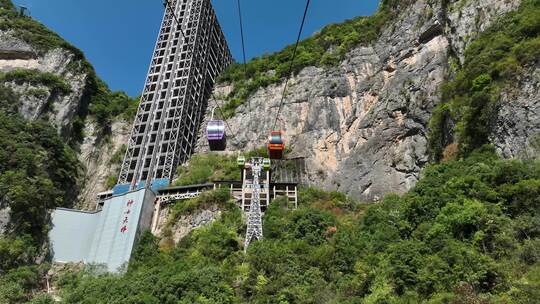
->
[116,0,233,192]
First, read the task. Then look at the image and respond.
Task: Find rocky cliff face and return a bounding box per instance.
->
[198,0,530,201]
[153,204,222,244]
[76,119,131,209]
[0,29,130,210]
[445,0,521,63]
[0,31,88,138]
[492,63,540,159]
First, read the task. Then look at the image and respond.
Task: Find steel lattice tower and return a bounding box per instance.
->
[244,158,264,251]
[117,0,232,191]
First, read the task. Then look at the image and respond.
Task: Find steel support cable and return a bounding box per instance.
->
[164,0,187,40]
[210,92,236,138]
[203,0,248,143]
[237,0,248,74]
[272,0,311,131]
[236,0,250,115]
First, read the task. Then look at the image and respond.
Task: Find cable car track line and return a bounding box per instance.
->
[163,0,187,40]
[236,0,254,129]
[236,0,248,75]
[272,0,311,131]
[164,0,237,148]
[206,0,248,147]
[210,92,235,138]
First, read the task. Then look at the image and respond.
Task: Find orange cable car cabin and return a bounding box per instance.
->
[267,130,285,159]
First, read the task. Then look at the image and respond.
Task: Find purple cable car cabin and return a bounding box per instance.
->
[207,120,226,151]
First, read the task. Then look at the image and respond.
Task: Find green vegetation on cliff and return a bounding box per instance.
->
[0,0,14,10]
[175,153,241,186]
[0,69,72,95]
[57,148,540,303]
[86,77,139,128]
[429,0,540,160]
[217,0,415,118]
[0,85,80,302]
[0,0,83,56]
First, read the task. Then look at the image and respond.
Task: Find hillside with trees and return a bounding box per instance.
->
[54,148,540,303]
[0,86,79,303]
[0,0,538,302]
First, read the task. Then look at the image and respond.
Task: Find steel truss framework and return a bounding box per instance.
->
[118,0,232,189]
[244,158,265,250]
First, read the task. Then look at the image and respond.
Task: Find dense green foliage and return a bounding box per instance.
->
[429,0,540,160]
[170,189,232,219]
[0,112,79,243]
[0,0,15,10]
[0,84,19,114]
[57,148,540,302]
[161,189,235,243]
[0,263,53,304]
[0,107,79,302]
[217,0,415,118]
[175,153,241,186]
[0,1,83,57]
[86,77,140,128]
[0,69,71,95]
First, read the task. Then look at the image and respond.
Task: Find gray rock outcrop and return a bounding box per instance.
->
[76,118,131,209]
[492,64,540,159]
[0,31,89,138]
[153,204,222,243]
[0,206,10,235]
[0,30,36,60]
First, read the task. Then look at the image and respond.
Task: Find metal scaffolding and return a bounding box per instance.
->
[117,0,233,190]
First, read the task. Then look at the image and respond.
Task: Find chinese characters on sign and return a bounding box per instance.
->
[120,199,135,233]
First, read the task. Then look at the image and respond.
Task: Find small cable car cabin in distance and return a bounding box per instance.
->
[262,158,271,170]
[267,130,285,159]
[207,120,226,151]
[237,155,246,168]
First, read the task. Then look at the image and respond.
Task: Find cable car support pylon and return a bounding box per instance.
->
[243,158,265,251]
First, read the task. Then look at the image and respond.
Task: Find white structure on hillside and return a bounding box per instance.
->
[49,189,155,272]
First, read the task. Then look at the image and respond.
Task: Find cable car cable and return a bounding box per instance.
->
[205,0,250,143]
[237,0,248,75]
[271,0,311,131]
[163,0,187,40]
[163,0,237,145]
[236,0,255,133]
[209,92,235,137]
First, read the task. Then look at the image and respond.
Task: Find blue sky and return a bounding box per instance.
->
[17,0,379,96]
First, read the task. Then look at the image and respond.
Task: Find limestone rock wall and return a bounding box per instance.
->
[76,119,131,210]
[0,31,89,138]
[153,204,222,243]
[492,64,540,159]
[197,0,529,201]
